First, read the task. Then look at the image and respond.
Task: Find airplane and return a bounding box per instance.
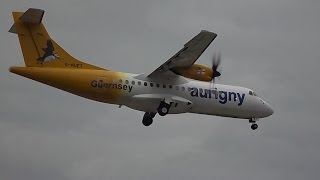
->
[8,8,273,130]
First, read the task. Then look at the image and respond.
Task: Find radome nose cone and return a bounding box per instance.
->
[264,103,274,117]
[267,106,274,116]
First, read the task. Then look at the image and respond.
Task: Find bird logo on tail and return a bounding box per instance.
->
[37,40,60,63]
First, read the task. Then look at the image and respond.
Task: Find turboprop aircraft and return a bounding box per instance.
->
[8,8,273,130]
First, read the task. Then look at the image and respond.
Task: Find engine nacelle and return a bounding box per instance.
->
[171,64,214,82]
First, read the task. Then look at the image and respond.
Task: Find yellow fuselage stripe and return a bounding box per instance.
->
[9,67,127,104]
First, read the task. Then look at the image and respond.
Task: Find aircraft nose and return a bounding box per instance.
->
[261,100,273,117]
[256,98,273,118]
[265,104,274,117]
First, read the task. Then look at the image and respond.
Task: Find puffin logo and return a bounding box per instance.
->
[37,40,60,63]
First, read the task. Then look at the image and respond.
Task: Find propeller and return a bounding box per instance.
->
[211,52,222,82]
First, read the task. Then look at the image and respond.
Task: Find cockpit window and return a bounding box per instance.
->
[249,91,258,96]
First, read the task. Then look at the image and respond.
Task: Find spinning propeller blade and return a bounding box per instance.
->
[211,52,222,82]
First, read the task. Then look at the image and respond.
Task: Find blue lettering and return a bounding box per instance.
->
[237,93,245,106]
[206,89,212,98]
[190,87,245,106]
[211,89,218,99]
[228,92,237,101]
[191,88,199,97]
[199,88,207,98]
[219,91,228,104]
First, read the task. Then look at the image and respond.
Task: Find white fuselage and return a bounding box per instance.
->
[113,73,273,120]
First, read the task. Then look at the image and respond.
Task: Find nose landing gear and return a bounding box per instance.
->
[249,118,259,130]
[251,123,258,130]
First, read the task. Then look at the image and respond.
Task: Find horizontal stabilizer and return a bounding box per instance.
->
[8,24,17,34]
[19,8,44,24]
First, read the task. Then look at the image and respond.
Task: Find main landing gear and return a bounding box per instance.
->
[249,118,258,130]
[157,101,171,116]
[142,112,156,126]
[142,101,171,126]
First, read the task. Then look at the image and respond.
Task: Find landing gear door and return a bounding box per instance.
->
[170,96,193,114]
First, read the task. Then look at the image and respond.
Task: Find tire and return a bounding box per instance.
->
[142,116,153,126]
[251,124,258,130]
[158,102,170,116]
[146,112,156,118]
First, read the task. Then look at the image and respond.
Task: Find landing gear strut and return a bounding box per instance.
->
[142,112,156,126]
[142,100,171,126]
[157,101,171,116]
[249,118,258,130]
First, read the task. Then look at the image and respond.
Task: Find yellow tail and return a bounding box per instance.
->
[9,8,104,70]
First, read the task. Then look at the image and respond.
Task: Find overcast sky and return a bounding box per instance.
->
[1,0,320,179]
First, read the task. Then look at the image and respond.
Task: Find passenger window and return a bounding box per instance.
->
[156,84,160,88]
[188,87,192,91]
[163,84,166,88]
[138,81,141,86]
[169,85,173,89]
[181,87,185,91]
[132,81,135,85]
[144,82,148,86]
[175,86,179,90]
[249,91,253,96]
[125,80,129,84]
[150,83,154,87]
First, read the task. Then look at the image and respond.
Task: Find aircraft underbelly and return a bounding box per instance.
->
[125,94,192,114]
[189,102,250,119]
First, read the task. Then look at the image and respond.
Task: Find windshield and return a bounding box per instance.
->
[249,91,258,97]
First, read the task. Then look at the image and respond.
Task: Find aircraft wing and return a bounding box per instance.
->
[148,30,217,77]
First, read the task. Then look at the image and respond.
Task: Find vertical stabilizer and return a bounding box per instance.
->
[10,8,105,70]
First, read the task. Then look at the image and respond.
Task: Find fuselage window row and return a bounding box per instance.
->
[126,80,190,92]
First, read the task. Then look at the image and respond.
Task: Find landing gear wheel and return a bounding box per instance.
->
[142,116,153,126]
[148,112,156,118]
[158,101,171,116]
[142,112,156,126]
[251,123,258,130]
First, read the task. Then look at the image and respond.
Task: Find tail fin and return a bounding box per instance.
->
[9,8,105,70]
